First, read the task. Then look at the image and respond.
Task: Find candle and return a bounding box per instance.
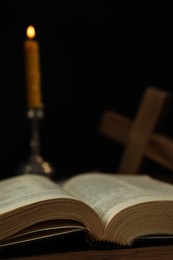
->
[24,25,42,108]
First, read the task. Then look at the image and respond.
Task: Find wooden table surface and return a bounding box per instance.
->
[1,245,173,260]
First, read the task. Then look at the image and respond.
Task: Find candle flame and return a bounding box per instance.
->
[26,25,36,39]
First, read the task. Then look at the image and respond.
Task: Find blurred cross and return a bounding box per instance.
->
[99,86,173,174]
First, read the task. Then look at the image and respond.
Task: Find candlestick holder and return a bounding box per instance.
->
[17,106,56,179]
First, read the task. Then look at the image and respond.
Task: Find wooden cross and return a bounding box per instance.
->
[99,86,173,174]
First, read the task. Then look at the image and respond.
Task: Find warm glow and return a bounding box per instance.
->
[26,25,36,39]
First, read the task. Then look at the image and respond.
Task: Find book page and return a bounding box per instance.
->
[0,174,72,214]
[64,172,173,221]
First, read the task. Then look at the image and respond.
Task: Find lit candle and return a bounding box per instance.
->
[24,25,43,108]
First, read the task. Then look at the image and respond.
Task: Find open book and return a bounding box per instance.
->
[1,172,173,248]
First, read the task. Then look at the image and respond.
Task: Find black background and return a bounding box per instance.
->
[0,2,173,180]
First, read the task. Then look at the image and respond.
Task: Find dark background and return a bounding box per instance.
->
[0,2,173,180]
